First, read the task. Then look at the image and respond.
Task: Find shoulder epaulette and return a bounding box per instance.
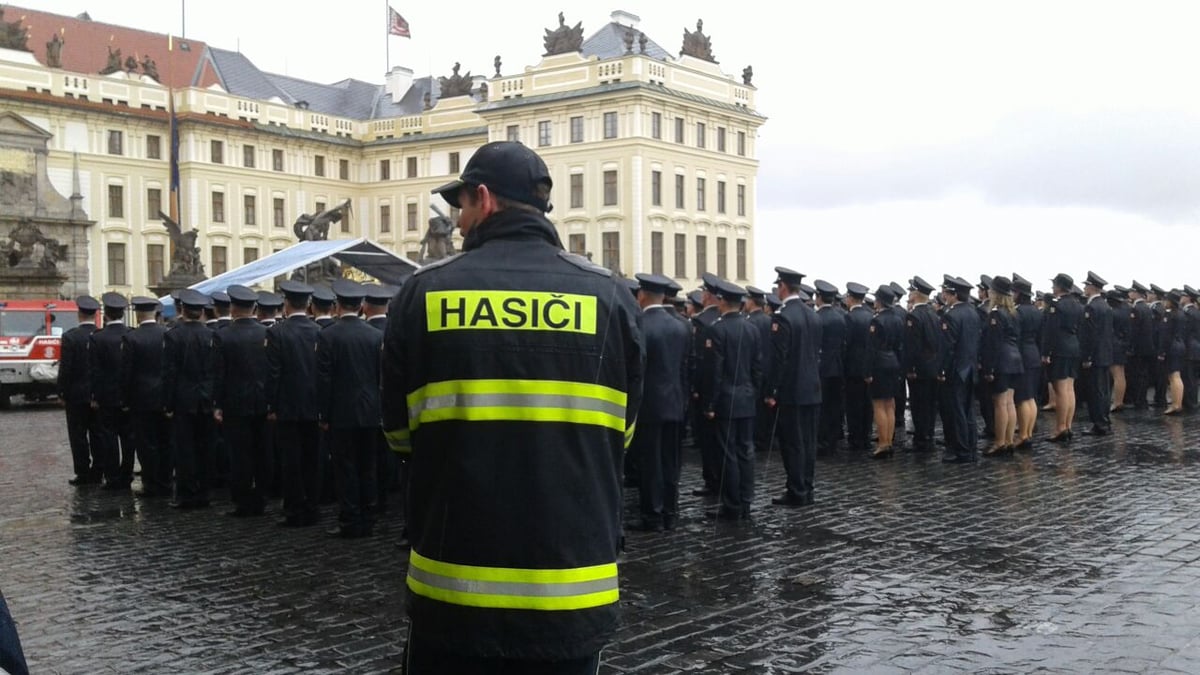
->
[412,252,467,276]
[557,250,612,277]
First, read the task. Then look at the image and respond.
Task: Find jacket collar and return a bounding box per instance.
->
[462,208,562,251]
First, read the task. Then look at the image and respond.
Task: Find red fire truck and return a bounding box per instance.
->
[0,299,79,409]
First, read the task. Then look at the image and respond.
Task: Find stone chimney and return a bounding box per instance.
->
[385,66,414,104]
[611,10,640,29]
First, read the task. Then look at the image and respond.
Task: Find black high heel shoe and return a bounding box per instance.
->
[872,446,894,459]
[1048,430,1073,443]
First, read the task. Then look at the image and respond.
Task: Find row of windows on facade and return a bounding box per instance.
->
[106,184,440,234]
[106,130,435,180]
[525,113,747,155]
[105,232,747,288]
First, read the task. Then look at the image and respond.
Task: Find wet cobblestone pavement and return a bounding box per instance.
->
[5,401,1200,673]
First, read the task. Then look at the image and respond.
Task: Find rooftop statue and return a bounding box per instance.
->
[439,62,474,98]
[681,19,716,62]
[543,12,583,55]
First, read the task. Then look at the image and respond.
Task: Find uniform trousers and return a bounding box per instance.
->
[225,415,270,514]
[753,399,777,453]
[632,421,682,526]
[908,377,938,448]
[716,416,755,515]
[939,373,977,458]
[1082,365,1112,432]
[332,428,377,533]
[1183,361,1200,409]
[403,626,600,675]
[130,411,171,495]
[778,404,819,502]
[696,415,719,490]
[95,406,133,486]
[64,401,98,478]
[172,411,211,505]
[1129,355,1153,407]
[843,378,872,450]
[277,420,321,523]
[817,377,844,450]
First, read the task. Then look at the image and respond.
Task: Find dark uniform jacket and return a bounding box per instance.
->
[120,322,167,411]
[843,304,873,378]
[1041,295,1083,361]
[903,303,940,379]
[265,314,321,421]
[1130,300,1156,357]
[57,322,95,405]
[1184,304,1200,361]
[700,311,762,418]
[212,317,269,416]
[88,322,131,408]
[690,306,719,395]
[1160,307,1185,362]
[940,301,982,380]
[1080,295,1114,368]
[816,304,846,379]
[314,316,336,329]
[981,307,1023,377]
[162,321,213,415]
[1016,303,1044,372]
[379,208,644,661]
[367,315,388,332]
[639,306,691,423]
[867,308,904,375]
[746,309,774,378]
[216,317,232,331]
[769,298,822,406]
[316,316,383,429]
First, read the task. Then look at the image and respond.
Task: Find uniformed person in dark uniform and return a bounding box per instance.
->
[767,268,822,506]
[1042,273,1084,442]
[627,274,691,532]
[699,279,761,520]
[256,291,282,327]
[211,291,232,330]
[317,280,383,538]
[1013,275,1044,447]
[363,283,398,515]
[813,280,846,454]
[974,275,996,441]
[59,296,101,485]
[903,277,940,452]
[1181,286,1200,410]
[842,282,873,451]
[744,285,775,454]
[690,274,722,496]
[120,297,170,497]
[979,276,1023,455]
[364,285,392,331]
[888,280,910,445]
[938,276,982,463]
[1079,272,1113,435]
[1160,290,1187,415]
[163,289,214,508]
[266,280,322,527]
[212,285,271,517]
[866,285,904,458]
[1127,281,1155,409]
[311,285,337,328]
[1106,286,1131,413]
[89,292,133,490]
[1150,283,1169,407]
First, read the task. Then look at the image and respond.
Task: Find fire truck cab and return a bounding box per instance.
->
[0,299,79,409]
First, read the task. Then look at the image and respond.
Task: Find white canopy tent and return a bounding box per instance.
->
[158,238,421,311]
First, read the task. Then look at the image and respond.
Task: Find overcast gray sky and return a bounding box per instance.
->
[26,0,1200,290]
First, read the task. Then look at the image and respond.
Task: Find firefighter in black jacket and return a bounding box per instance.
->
[266,280,322,527]
[317,280,383,538]
[121,297,170,497]
[699,278,762,521]
[59,295,100,486]
[163,290,214,508]
[89,292,132,490]
[381,141,643,673]
[213,285,271,517]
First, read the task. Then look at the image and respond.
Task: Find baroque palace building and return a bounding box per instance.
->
[0,6,763,298]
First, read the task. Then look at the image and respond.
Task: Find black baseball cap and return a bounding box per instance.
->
[432,141,553,213]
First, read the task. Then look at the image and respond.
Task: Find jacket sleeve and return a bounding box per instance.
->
[750,325,763,395]
[865,317,880,375]
[57,332,73,398]
[264,326,281,415]
[677,326,691,417]
[620,297,645,451]
[940,313,958,377]
[380,286,412,453]
[701,325,722,413]
[118,335,133,409]
[86,333,99,404]
[211,333,226,412]
[162,332,177,414]
[1040,306,1057,358]
[315,329,334,425]
[768,315,790,398]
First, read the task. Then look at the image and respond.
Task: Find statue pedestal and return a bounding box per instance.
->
[0,265,67,299]
[150,272,206,299]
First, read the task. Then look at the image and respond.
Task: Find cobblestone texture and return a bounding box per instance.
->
[4,401,1200,673]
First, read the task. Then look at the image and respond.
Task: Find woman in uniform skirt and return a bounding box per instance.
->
[865,286,904,458]
[1161,291,1187,416]
[981,276,1024,454]
[1013,276,1043,449]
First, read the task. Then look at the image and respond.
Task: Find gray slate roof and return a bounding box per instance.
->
[582,21,673,61]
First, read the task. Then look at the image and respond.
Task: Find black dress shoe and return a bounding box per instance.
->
[627,520,664,533]
[69,474,101,486]
[942,454,976,464]
[278,516,306,527]
[1016,438,1034,450]
[691,486,717,497]
[226,509,252,517]
[1048,430,1073,444]
[663,515,677,530]
[1082,427,1110,436]
[704,508,746,521]
[872,446,894,459]
[771,495,806,507]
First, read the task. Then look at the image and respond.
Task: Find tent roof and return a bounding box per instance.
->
[158,238,420,306]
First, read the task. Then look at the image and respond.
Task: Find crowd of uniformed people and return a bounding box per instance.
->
[56,279,403,539]
[42,139,1200,673]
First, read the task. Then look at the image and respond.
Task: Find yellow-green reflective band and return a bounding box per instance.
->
[406,379,627,433]
[624,419,637,449]
[384,428,411,454]
[407,550,619,611]
[425,290,598,334]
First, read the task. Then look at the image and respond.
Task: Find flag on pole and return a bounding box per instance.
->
[388,7,411,38]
